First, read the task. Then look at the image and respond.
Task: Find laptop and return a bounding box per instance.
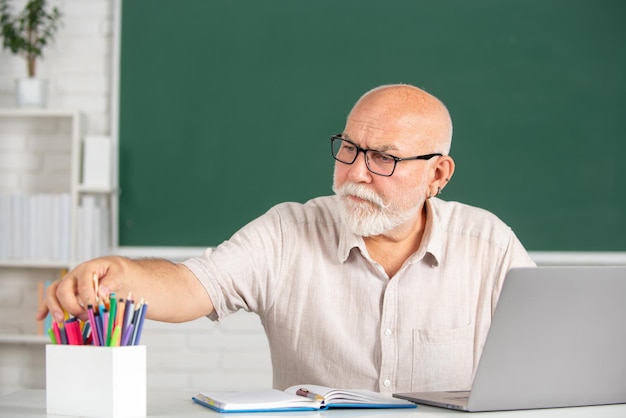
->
[393,266,626,412]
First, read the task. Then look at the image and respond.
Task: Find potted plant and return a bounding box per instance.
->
[0,0,62,107]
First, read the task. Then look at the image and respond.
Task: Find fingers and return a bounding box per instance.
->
[35,287,51,321]
[44,259,112,322]
[54,272,88,320]
[39,256,130,324]
[73,270,100,309]
[42,280,67,323]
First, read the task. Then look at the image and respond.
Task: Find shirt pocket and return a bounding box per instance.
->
[411,322,475,391]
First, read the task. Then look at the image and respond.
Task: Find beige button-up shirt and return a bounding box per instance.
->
[183,196,535,393]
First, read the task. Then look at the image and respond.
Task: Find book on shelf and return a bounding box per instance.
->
[0,193,70,261]
[38,281,45,335]
[191,384,416,413]
[76,195,110,261]
[0,192,110,263]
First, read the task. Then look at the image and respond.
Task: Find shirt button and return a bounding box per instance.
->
[383,379,391,387]
[384,328,392,336]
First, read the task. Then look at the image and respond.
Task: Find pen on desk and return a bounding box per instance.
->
[109,325,121,346]
[115,297,125,328]
[95,312,105,347]
[45,290,147,346]
[65,318,82,345]
[129,298,142,344]
[81,321,91,344]
[51,321,61,344]
[121,296,134,343]
[87,304,100,346]
[103,310,109,344]
[107,293,117,345]
[296,388,325,402]
[131,300,148,345]
[58,323,68,345]
[48,327,57,344]
[121,323,134,346]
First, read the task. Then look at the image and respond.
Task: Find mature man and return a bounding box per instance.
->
[38,84,535,393]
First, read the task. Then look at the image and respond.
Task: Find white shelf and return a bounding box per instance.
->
[0,260,70,269]
[0,108,79,118]
[77,184,116,194]
[0,109,113,346]
[0,334,50,344]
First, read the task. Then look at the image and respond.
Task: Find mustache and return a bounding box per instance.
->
[333,183,390,209]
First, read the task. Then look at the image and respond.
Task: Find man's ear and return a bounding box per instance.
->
[428,155,455,197]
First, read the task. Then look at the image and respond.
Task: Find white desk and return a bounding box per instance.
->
[0,390,624,418]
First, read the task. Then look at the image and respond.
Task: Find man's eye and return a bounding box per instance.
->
[372,152,394,164]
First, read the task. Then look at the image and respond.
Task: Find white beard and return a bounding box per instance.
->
[332,182,422,237]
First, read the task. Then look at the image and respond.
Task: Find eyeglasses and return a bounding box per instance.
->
[330,134,442,177]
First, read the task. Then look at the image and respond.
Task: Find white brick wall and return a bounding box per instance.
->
[0,117,72,193]
[141,314,272,392]
[0,0,272,395]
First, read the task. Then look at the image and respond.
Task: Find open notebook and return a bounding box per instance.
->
[394,266,626,412]
[193,384,415,413]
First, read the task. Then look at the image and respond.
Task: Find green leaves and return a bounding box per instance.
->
[0,0,62,77]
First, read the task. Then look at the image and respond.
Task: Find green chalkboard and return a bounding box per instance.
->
[118,0,626,251]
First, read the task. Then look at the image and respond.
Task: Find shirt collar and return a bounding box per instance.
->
[416,197,443,266]
[338,223,365,263]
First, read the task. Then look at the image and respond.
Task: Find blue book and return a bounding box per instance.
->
[192,384,416,413]
[43,280,53,334]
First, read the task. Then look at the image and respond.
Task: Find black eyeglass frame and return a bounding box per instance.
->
[330,134,443,177]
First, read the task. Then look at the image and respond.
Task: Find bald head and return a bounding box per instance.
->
[347,84,453,154]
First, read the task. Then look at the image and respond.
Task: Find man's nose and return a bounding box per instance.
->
[347,151,373,182]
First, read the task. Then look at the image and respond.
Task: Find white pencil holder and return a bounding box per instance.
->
[46,344,146,418]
